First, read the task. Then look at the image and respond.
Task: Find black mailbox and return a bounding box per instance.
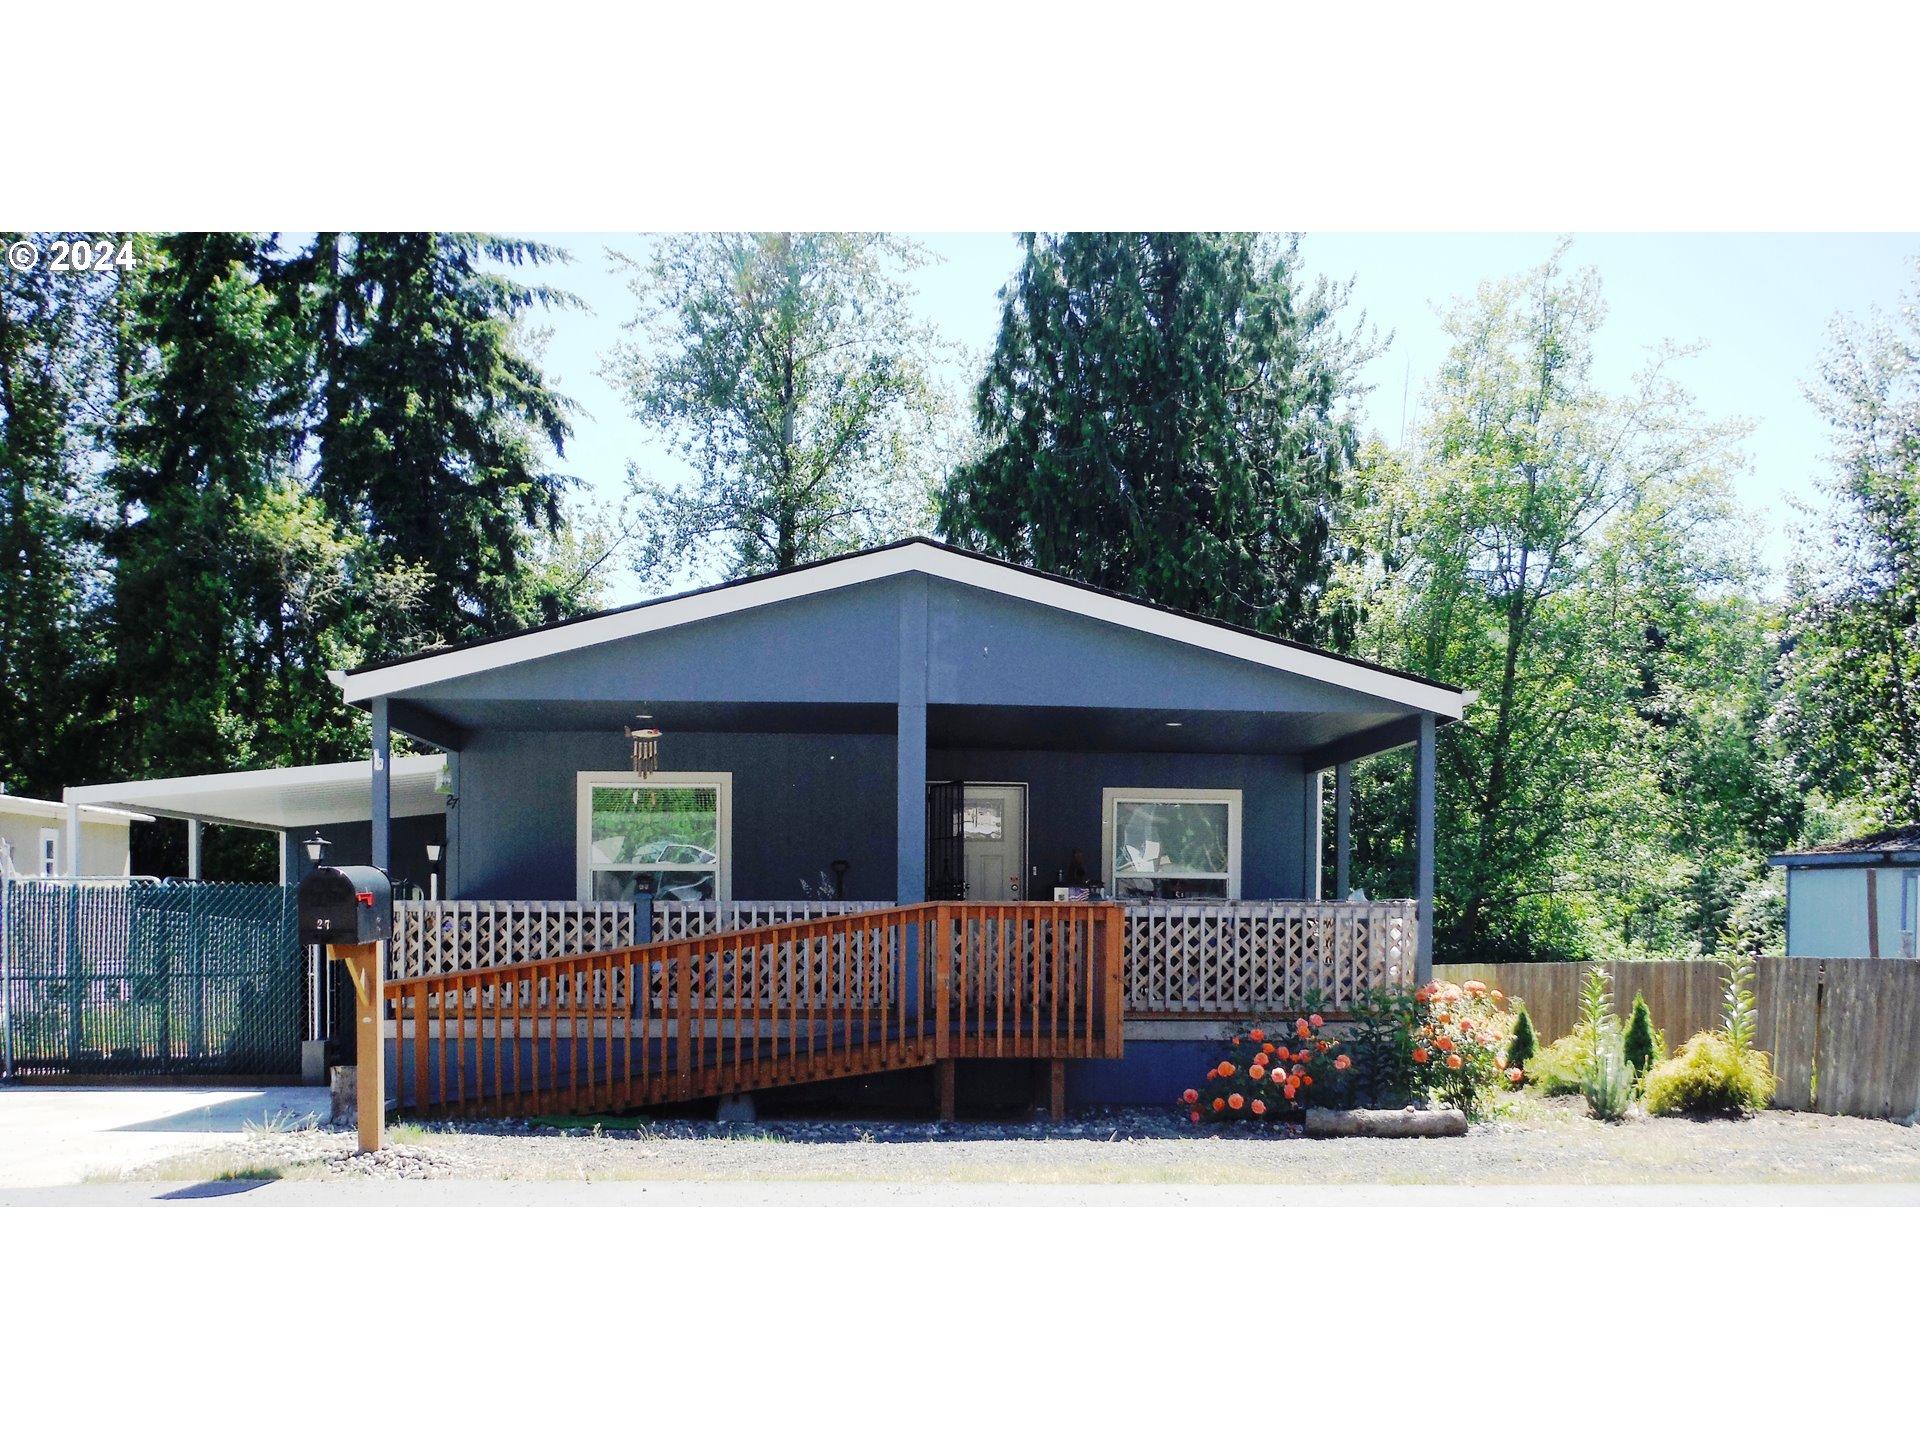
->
[298,865,393,947]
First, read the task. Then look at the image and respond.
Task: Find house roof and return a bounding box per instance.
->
[1769,825,1920,868]
[62,757,446,833]
[336,537,1470,717]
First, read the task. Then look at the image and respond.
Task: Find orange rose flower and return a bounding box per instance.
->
[1283,1084,1297,1101]
[1182,1088,1199,1104]
[1309,1014,1324,1027]
[1218,1061,1235,1078]
[1435,1036,1456,1053]
[1295,1018,1312,1039]
[1275,1046,1291,1061]
[1333,1054,1351,1071]
[1228,1092,1245,1110]
[1262,1042,1276,1055]
[1300,1074,1312,1087]
[1190,1109,1203,1123]
[1250,1098,1266,1116]
[1249,1029,1265,1043]
[1413,1047,1429,1063]
[1446,1053,1463,1070]
[1213,1097,1226,1112]
[1505,1067,1523,1084]
[1248,1065,1266,1081]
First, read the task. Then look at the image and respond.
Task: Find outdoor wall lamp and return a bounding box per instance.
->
[302,832,332,866]
[425,842,443,901]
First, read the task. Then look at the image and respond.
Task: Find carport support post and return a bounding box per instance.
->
[1414,714,1436,985]
[186,820,202,880]
[371,697,392,876]
[333,941,384,1153]
[1334,762,1352,900]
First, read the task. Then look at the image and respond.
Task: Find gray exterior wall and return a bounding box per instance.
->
[1785,864,1920,958]
[929,747,1307,899]
[447,729,1311,902]
[454,729,897,901]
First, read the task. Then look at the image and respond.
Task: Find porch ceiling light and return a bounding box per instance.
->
[1165,721,1183,727]
[625,714,663,779]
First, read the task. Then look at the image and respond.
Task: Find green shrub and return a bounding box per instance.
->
[1526,1034,1590,1096]
[1623,991,1659,1078]
[1643,1032,1775,1117]
[1506,1005,1538,1072]
[1583,1027,1635,1121]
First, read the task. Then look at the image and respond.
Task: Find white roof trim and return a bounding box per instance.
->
[0,794,151,824]
[339,541,1465,717]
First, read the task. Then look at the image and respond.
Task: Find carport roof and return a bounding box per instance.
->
[62,756,445,833]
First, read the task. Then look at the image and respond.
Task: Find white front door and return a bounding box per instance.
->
[961,784,1027,902]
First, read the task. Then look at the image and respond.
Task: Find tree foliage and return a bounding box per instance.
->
[940,232,1373,642]
[608,232,947,585]
[1336,245,1754,963]
[1777,260,1920,824]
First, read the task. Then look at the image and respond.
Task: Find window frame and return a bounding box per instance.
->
[1100,787,1243,901]
[576,771,733,903]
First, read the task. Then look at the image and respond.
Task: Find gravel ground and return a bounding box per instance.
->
[106,1096,1920,1187]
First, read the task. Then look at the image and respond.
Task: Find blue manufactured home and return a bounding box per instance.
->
[67,539,1466,1111]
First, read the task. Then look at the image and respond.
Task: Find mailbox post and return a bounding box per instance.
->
[297,864,393,1154]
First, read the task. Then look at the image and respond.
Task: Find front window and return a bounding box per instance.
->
[577,773,731,902]
[1102,788,1241,900]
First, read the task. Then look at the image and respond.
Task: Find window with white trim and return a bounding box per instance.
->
[577,772,732,902]
[38,828,59,877]
[1101,788,1242,900]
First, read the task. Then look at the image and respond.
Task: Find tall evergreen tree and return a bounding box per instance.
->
[288,233,584,648]
[940,232,1371,642]
[0,233,116,796]
[107,231,307,779]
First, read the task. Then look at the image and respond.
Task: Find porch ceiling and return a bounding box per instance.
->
[386,696,1423,762]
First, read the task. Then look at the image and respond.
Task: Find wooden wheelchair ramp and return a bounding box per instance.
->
[385,903,1125,1118]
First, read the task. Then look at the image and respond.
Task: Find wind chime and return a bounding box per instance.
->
[624,713,662,778]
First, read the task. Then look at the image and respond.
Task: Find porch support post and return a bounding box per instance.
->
[1414,713,1436,984]
[371,696,392,877]
[443,749,461,900]
[1334,762,1352,900]
[186,819,203,880]
[1304,769,1323,900]
[63,797,80,877]
[896,581,928,905]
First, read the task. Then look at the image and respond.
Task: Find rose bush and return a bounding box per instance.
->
[1180,982,1517,1125]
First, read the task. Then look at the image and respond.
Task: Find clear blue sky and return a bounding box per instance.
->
[519,232,1920,607]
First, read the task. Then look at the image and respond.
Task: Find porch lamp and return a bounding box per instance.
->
[301,832,332,867]
[425,842,443,901]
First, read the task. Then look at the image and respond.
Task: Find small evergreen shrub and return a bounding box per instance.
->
[1643,1032,1775,1117]
[1623,991,1660,1078]
[1506,1004,1538,1073]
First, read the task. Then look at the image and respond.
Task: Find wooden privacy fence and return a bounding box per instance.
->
[1435,956,1920,1120]
[1125,901,1417,1016]
[382,902,1124,1118]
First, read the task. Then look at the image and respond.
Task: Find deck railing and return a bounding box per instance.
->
[384,902,1124,1117]
[1123,900,1416,1015]
[391,896,1414,1016]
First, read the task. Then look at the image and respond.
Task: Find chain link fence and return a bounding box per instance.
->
[1,878,305,1079]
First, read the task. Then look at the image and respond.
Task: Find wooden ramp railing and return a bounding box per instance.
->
[385,902,1124,1118]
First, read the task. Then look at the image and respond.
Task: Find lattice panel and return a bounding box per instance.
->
[1123,901,1417,1014]
[392,900,637,979]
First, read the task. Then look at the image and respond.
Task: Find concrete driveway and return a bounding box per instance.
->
[0,1085,328,1187]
